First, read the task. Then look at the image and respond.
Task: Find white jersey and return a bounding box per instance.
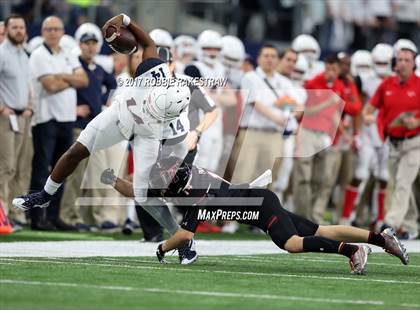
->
[114,59,190,141]
[360,72,384,147]
[304,61,324,81]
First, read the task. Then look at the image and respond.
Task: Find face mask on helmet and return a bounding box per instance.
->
[300,51,317,64]
[149,157,193,197]
[201,48,221,66]
[373,62,391,77]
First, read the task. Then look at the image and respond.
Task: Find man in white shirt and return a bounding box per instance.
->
[29,16,88,231]
[231,44,294,184]
[0,14,32,226]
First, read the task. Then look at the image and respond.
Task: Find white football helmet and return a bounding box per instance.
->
[174,35,197,58]
[59,34,78,52]
[351,50,373,76]
[74,23,103,53]
[197,30,222,49]
[197,30,222,66]
[26,36,44,53]
[416,55,420,76]
[393,38,418,55]
[149,29,174,49]
[292,34,320,64]
[291,54,309,85]
[221,35,245,68]
[144,85,190,122]
[371,43,393,77]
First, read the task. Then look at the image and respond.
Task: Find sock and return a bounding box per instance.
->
[368,231,385,248]
[303,236,353,256]
[338,242,359,258]
[342,185,358,218]
[377,189,385,222]
[43,176,62,195]
[140,199,180,235]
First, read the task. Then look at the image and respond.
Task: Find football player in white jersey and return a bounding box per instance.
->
[13,15,197,261]
[184,30,236,172]
[149,28,174,51]
[291,34,324,81]
[174,35,197,75]
[340,44,394,230]
[273,49,307,206]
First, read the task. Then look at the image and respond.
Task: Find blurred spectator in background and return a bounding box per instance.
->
[292,34,324,81]
[60,30,117,231]
[29,16,88,231]
[368,0,396,46]
[242,54,255,73]
[0,21,5,43]
[363,40,419,239]
[293,55,345,221]
[311,52,362,224]
[320,0,353,53]
[395,0,420,47]
[0,14,32,229]
[340,44,394,229]
[231,44,289,185]
[174,35,196,75]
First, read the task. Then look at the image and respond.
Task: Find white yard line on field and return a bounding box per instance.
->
[1,257,419,286]
[1,279,417,308]
[224,255,420,268]
[0,240,419,257]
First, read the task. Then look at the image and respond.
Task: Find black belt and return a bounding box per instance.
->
[12,109,25,115]
[389,134,418,146]
[239,127,279,133]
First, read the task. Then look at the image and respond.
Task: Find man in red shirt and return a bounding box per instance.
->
[363,42,420,239]
[311,53,362,224]
[294,55,346,220]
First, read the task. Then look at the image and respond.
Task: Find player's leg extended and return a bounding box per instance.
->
[13,106,126,211]
[253,188,370,274]
[315,224,409,264]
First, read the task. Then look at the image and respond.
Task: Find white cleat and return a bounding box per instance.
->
[349,245,372,275]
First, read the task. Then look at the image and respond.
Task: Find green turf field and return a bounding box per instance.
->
[1,253,419,310]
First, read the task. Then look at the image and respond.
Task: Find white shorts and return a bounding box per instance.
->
[77,104,126,153]
[354,143,389,181]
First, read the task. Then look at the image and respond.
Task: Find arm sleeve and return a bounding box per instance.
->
[135,58,164,77]
[370,80,384,108]
[190,84,216,113]
[30,52,54,79]
[241,74,257,105]
[70,54,82,70]
[343,82,362,116]
[184,65,202,78]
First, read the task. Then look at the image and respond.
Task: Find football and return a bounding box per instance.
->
[104,25,138,54]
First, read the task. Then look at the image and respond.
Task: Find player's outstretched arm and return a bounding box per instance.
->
[100,168,134,197]
[102,14,157,60]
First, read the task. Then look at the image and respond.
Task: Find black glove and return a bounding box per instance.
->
[156,243,168,264]
[100,168,117,186]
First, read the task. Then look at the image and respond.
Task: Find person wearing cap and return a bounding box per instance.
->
[0,14,32,228]
[60,31,117,230]
[363,40,419,239]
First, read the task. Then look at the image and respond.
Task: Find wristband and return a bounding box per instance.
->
[122,14,131,26]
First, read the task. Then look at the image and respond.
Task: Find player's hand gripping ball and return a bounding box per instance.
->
[102,14,138,54]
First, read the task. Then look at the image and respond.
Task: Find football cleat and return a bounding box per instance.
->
[381,228,409,265]
[349,245,371,275]
[156,243,168,264]
[178,239,198,265]
[12,190,52,212]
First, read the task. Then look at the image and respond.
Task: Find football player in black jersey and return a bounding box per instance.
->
[100,156,409,275]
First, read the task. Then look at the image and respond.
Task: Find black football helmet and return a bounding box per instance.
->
[149,156,192,197]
